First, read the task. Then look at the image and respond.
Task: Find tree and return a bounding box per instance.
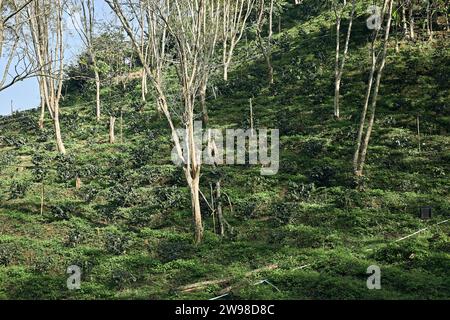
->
[332,0,356,119]
[0,0,37,93]
[27,0,67,154]
[68,0,102,121]
[255,0,274,84]
[221,0,255,81]
[353,0,394,180]
[107,0,222,243]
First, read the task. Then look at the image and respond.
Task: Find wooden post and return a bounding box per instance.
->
[75,176,82,189]
[249,97,254,136]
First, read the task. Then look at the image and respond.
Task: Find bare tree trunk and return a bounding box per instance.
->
[249,97,254,135]
[417,114,421,153]
[54,103,66,154]
[426,0,432,40]
[120,109,123,143]
[223,63,229,81]
[409,2,415,40]
[40,181,44,215]
[333,0,355,119]
[353,45,376,175]
[354,0,394,177]
[141,69,147,102]
[221,0,254,81]
[215,179,224,236]
[256,0,274,85]
[38,79,45,129]
[189,171,203,244]
[109,115,116,144]
[402,2,408,37]
[200,80,208,124]
[28,0,66,154]
[94,68,101,121]
[334,13,341,119]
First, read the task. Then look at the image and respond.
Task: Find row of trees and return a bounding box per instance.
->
[1,0,274,243]
[331,0,447,181]
[104,0,278,243]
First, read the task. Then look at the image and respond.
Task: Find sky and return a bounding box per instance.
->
[0,0,112,116]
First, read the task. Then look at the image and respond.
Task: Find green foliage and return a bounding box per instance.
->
[0,243,16,266]
[104,230,131,255]
[0,0,448,300]
[9,180,30,200]
[55,154,76,182]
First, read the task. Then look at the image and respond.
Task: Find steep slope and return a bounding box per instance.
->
[0,1,449,299]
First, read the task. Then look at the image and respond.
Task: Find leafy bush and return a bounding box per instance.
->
[104,230,131,255]
[0,135,26,147]
[308,165,336,187]
[107,183,138,207]
[32,255,57,273]
[131,142,156,168]
[271,202,298,225]
[50,203,80,220]
[0,151,16,170]
[78,184,100,203]
[9,180,31,199]
[154,186,185,211]
[0,243,16,266]
[287,181,316,201]
[66,229,85,247]
[128,208,153,228]
[302,139,326,158]
[31,152,50,182]
[55,154,76,181]
[111,269,137,289]
[372,240,430,264]
[157,240,195,263]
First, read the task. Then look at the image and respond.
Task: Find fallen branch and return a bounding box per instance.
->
[178,264,278,293]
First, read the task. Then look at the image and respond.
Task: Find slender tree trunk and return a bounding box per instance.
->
[189,172,203,244]
[334,16,341,118]
[249,97,254,135]
[223,63,229,81]
[40,181,44,215]
[417,114,421,153]
[141,69,147,102]
[94,69,101,121]
[426,0,432,40]
[200,81,208,124]
[54,104,66,154]
[353,45,376,175]
[409,3,415,40]
[120,109,123,143]
[215,179,224,236]
[402,3,408,37]
[334,0,355,119]
[109,115,116,144]
[38,81,45,129]
[256,0,274,85]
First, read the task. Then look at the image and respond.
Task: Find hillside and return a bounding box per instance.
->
[0,1,449,299]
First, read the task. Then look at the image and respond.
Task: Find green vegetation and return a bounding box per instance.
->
[0,0,449,299]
